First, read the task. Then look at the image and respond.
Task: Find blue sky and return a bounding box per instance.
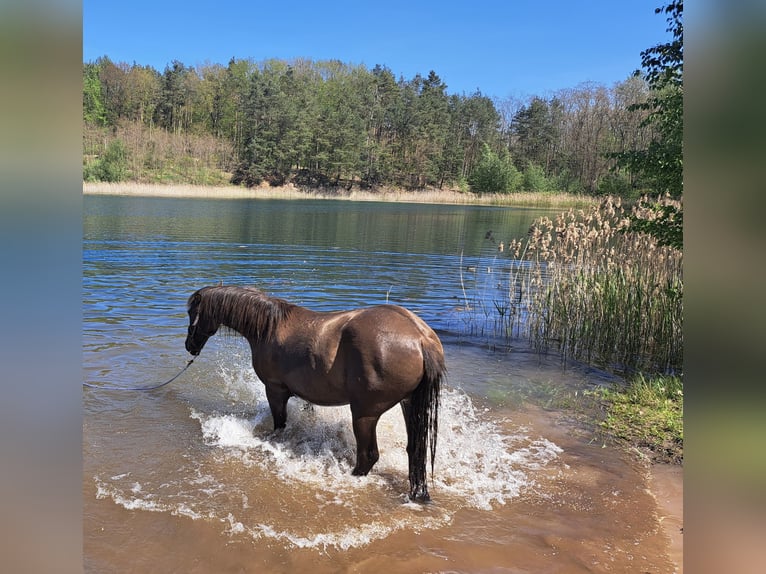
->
[83,0,670,99]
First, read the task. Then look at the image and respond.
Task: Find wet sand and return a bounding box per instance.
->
[650,463,684,572]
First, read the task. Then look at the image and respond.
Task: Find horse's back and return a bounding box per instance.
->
[371,304,443,352]
[345,305,436,341]
[342,304,443,374]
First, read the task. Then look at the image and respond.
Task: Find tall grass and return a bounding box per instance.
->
[82,181,597,208]
[502,195,683,374]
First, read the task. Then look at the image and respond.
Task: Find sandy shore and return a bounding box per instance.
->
[82,181,595,207]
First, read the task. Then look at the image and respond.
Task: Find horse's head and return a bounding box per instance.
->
[185,290,218,356]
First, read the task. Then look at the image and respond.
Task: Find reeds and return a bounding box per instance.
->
[501,195,683,374]
[82,182,597,208]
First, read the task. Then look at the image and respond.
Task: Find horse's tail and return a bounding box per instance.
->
[408,339,445,501]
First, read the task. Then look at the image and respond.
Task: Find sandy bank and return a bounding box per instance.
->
[84,181,485,204]
[83,181,594,207]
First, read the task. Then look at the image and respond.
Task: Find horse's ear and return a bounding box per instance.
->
[188,292,202,309]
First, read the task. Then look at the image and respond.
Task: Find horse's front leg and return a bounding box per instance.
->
[351,414,380,476]
[264,383,292,430]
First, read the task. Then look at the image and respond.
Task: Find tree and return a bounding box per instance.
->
[124,64,161,125]
[313,62,367,183]
[444,91,501,185]
[97,57,129,125]
[82,52,672,195]
[558,83,613,192]
[511,97,560,170]
[83,62,107,126]
[615,1,683,248]
[615,1,683,198]
[362,65,401,186]
[155,60,197,135]
[234,63,286,185]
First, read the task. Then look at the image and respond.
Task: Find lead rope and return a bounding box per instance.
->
[82,356,196,391]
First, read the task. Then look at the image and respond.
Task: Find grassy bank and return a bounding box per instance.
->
[593,374,683,464]
[82,181,598,208]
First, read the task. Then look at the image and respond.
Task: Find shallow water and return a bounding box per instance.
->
[83,195,680,572]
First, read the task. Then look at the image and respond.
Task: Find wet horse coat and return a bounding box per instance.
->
[184,285,445,501]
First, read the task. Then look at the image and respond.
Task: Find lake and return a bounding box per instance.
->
[83,194,679,573]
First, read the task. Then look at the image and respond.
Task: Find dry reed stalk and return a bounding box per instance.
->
[504,195,682,374]
[83,182,597,207]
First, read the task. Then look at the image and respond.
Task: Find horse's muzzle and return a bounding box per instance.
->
[185,336,201,356]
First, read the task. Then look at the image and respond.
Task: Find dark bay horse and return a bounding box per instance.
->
[184,285,445,502]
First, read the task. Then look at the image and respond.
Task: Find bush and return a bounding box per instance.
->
[522,161,553,192]
[468,145,521,194]
[596,172,632,197]
[84,139,128,182]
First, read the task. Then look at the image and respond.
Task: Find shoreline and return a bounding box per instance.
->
[82,181,596,207]
[648,462,684,573]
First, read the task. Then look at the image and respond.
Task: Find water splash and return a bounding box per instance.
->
[94,356,563,550]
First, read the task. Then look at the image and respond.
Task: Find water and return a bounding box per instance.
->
[83,195,679,573]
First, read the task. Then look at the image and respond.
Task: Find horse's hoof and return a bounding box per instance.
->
[351,467,368,476]
[409,488,431,503]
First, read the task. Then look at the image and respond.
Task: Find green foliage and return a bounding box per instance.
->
[81,49,668,193]
[83,63,107,126]
[84,139,129,182]
[595,373,683,463]
[511,97,562,170]
[455,176,471,194]
[627,196,683,249]
[468,145,521,194]
[614,1,683,199]
[155,60,195,134]
[521,161,553,192]
[607,1,683,258]
[596,172,633,197]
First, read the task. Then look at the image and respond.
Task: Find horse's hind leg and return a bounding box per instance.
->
[350,414,380,476]
[400,399,429,502]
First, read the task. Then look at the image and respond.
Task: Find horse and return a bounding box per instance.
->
[184,285,445,502]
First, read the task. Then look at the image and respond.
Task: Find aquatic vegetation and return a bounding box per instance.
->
[492,195,683,375]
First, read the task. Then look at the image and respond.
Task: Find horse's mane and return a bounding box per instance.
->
[195,285,293,342]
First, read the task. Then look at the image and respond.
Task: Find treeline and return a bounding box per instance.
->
[83,56,658,194]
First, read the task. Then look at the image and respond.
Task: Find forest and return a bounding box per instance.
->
[83,7,680,199]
